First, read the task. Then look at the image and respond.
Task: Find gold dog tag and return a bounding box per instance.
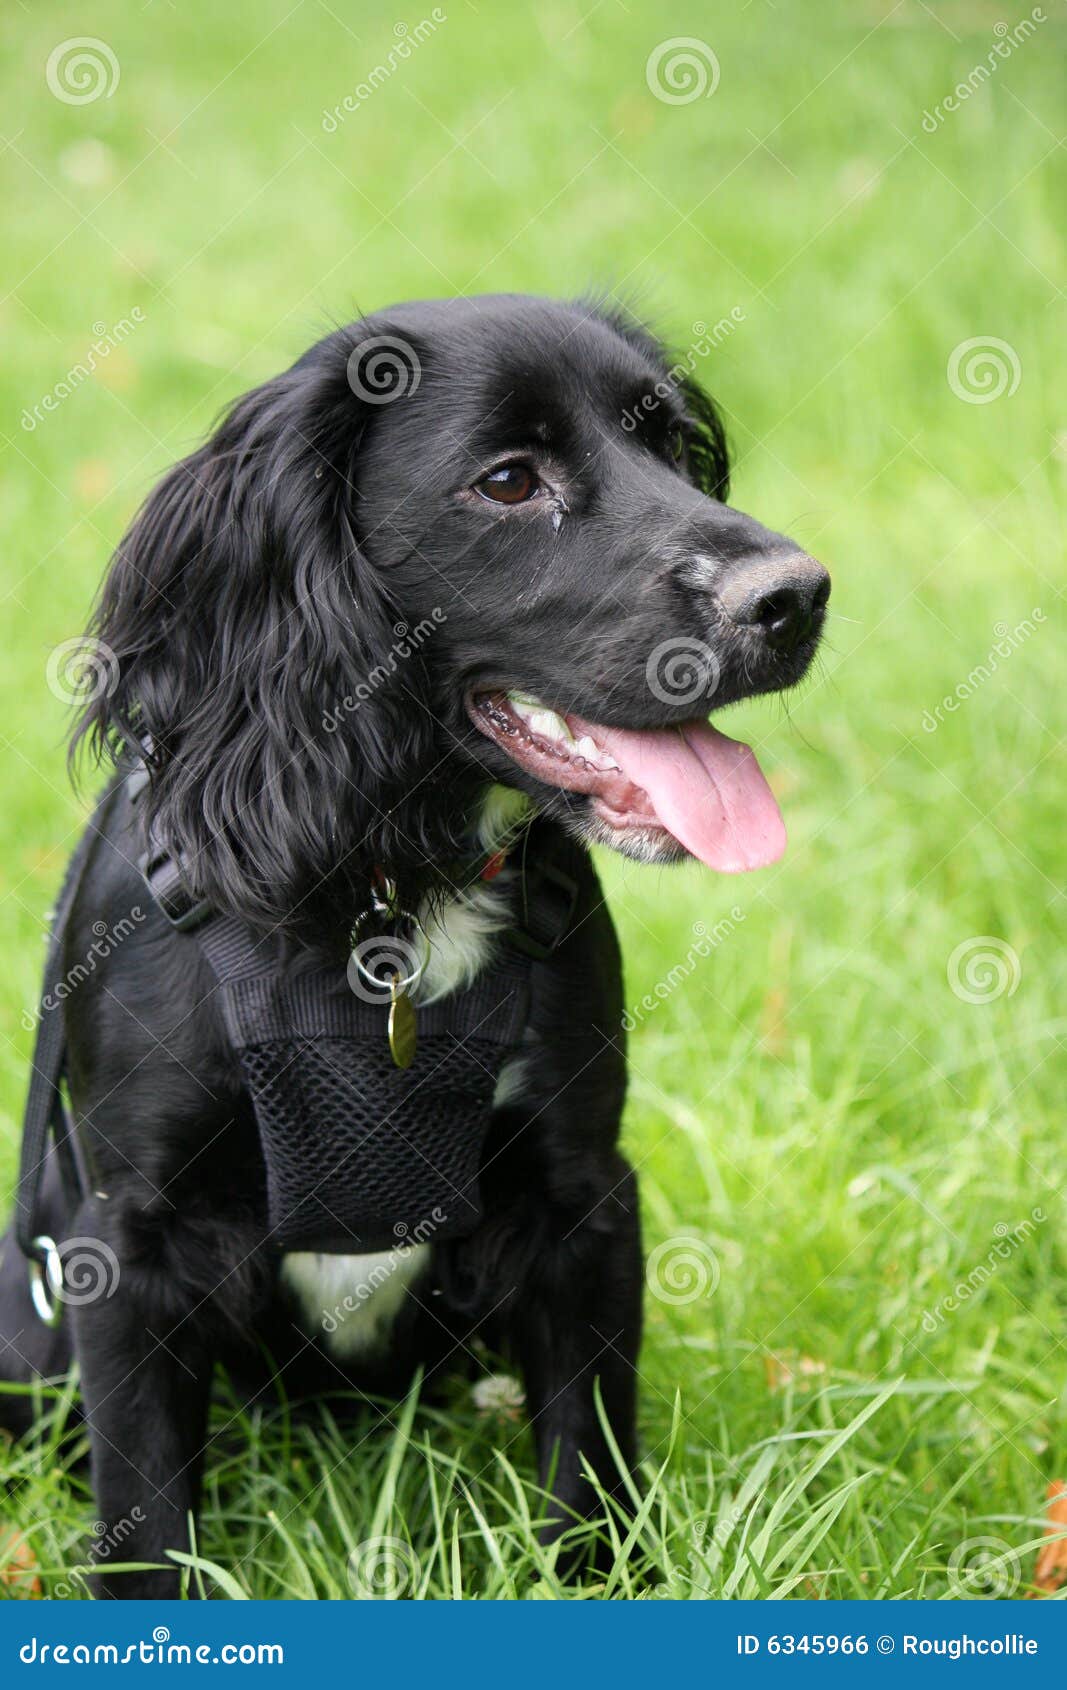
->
[388,977,417,1069]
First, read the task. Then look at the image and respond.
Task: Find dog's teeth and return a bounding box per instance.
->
[574,734,620,771]
[530,710,571,742]
[507,694,571,739]
[506,693,600,750]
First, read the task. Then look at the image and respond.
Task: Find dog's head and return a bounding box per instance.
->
[76,295,829,936]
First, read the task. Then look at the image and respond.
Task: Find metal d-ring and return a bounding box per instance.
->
[28,1234,65,1328]
[350,931,425,997]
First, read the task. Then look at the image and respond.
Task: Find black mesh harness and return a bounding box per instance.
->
[16,771,582,1317]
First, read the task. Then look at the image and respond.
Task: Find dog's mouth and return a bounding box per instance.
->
[466,691,786,873]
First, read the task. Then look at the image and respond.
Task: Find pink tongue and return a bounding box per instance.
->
[586,718,786,872]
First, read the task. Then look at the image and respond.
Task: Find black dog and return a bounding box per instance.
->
[0,295,828,1598]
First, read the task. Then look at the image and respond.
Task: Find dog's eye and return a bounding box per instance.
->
[668,424,685,463]
[474,463,540,504]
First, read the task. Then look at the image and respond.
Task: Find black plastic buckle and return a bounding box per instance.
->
[138,845,213,933]
[128,763,213,932]
[509,856,581,962]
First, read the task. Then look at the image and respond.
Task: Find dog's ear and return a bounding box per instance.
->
[677,373,730,503]
[72,326,439,937]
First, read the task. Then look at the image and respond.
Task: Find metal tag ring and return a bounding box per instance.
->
[350,908,427,997]
[350,944,424,997]
[28,1234,65,1328]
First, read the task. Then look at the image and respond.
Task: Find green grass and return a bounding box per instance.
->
[1,0,1065,1599]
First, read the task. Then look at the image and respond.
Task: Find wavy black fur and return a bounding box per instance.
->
[70,297,745,938]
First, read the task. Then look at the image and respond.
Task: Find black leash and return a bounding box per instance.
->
[15,787,119,1323]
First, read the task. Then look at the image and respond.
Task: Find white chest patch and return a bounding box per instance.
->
[414,786,531,1002]
[416,879,513,1003]
[281,1246,430,1362]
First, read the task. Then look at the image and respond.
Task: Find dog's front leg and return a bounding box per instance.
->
[511,1153,643,1559]
[69,1201,213,1600]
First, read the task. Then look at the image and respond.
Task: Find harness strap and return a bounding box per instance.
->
[15,789,117,1272]
[17,762,584,1283]
[128,783,584,1254]
[144,834,577,1055]
[15,994,69,1263]
[135,814,581,963]
[132,772,581,986]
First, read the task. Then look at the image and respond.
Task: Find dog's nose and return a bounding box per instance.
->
[719,555,830,653]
